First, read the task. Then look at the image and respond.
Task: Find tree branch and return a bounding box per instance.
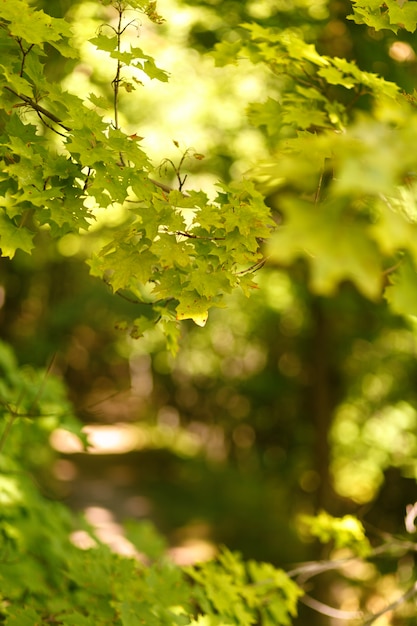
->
[4,86,184,196]
[4,86,72,131]
[300,593,363,620]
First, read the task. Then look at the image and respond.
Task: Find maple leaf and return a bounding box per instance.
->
[175,292,210,327]
[0,212,34,258]
[268,198,382,300]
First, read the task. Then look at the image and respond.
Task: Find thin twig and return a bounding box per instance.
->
[174,230,225,241]
[287,542,407,581]
[16,38,34,77]
[362,581,417,625]
[236,257,267,275]
[112,6,123,133]
[4,86,71,131]
[83,167,93,193]
[300,593,364,620]
[148,177,188,195]
[26,352,57,415]
[35,109,68,137]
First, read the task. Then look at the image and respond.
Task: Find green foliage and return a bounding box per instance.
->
[3,0,417,331]
[187,549,302,626]
[0,339,303,625]
[0,0,272,345]
[301,511,372,557]
[349,0,417,33]
[3,0,417,624]
[210,8,417,320]
[0,542,301,625]
[0,339,86,464]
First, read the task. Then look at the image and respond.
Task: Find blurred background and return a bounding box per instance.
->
[2,0,417,623]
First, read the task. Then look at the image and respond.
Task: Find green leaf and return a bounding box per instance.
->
[134,58,169,82]
[247,561,302,626]
[151,234,192,269]
[118,601,158,626]
[211,39,243,67]
[0,211,34,258]
[124,520,167,560]
[90,244,158,293]
[4,607,43,625]
[348,1,395,32]
[128,315,158,340]
[188,266,233,299]
[176,292,210,327]
[386,0,417,32]
[268,198,382,300]
[370,194,417,260]
[88,92,109,109]
[385,256,417,317]
[247,98,282,137]
[349,0,417,33]
[0,0,72,45]
[318,65,356,89]
[90,34,117,53]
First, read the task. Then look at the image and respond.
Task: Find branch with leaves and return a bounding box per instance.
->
[0,0,273,347]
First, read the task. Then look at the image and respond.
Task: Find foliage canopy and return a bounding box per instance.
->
[3,0,417,624]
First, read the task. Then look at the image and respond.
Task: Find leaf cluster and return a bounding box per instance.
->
[211,6,417,316]
[0,0,273,349]
[349,0,417,33]
[301,511,372,558]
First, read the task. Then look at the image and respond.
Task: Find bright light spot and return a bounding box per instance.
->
[248,0,275,19]
[57,233,81,257]
[334,417,360,446]
[50,429,85,453]
[79,506,143,558]
[50,424,147,454]
[51,419,206,458]
[168,539,216,565]
[343,559,376,582]
[70,529,97,550]
[262,270,295,312]
[332,399,417,502]
[389,41,416,63]
[308,3,329,20]
[362,372,392,401]
[0,475,24,506]
[83,424,146,454]
[332,457,384,503]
